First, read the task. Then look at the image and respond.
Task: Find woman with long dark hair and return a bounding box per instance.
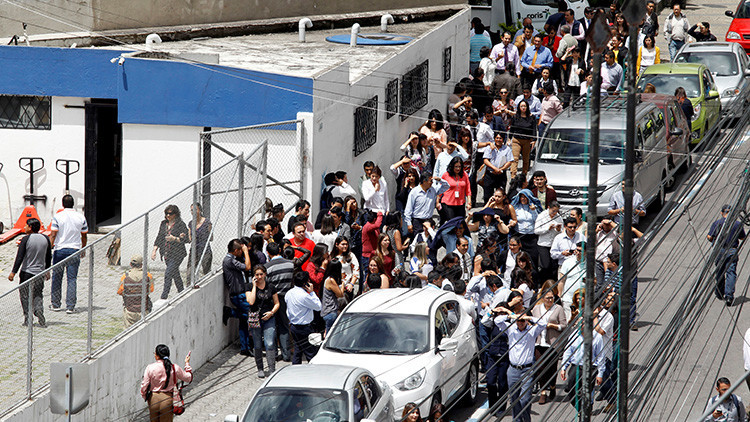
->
[384,212,410,268]
[366,257,389,290]
[248,265,280,377]
[330,236,359,294]
[511,266,534,308]
[421,109,449,151]
[321,259,346,332]
[440,156,471,222]
[376,233,396,281]
[152,205,190,299]
[311,214,337,251]
[455,128,474,176]
[509,100,537,178]
[189,202,213,276]
[394,166,420,216]
[141,344,192,421]
[305,243,329,297]
[402,402,423,422]
[249,233,266,266]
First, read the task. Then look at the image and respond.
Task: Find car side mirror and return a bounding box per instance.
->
[224,416,240,422]
[707,90,720,99]
[670,128,684,137]
[744,68,750,77]
[437,338,458,352]
[726,10,735,17]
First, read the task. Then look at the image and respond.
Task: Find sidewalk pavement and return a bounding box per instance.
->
[136,343,290,421]
[653,0,732,62]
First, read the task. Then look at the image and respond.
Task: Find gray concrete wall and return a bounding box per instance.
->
[0,0,465,37]
[2,272,233,421]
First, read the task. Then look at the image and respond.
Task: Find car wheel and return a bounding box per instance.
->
[430,391,442,415]
[460,361,479,406]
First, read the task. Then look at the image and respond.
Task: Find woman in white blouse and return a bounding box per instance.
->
[637,35,660,75]
[330,236,360,295]
[361,165,389,213]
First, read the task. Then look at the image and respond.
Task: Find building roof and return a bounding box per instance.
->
[106,19,453,82]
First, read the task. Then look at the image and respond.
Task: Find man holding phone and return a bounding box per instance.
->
[550,216,585,267]
[534,201,563,281]
[285,272,322,364]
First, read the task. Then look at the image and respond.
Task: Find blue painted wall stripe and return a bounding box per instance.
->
[0,45,314,128]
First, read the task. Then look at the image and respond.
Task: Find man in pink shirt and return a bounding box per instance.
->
[538,81,563,136]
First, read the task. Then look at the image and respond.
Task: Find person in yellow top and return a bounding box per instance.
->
[637,35,661,75]
[117,255,154,328]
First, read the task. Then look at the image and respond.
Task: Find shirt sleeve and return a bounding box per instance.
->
[304,291,323,311]
[550,235,564,260]
[173,363,193,384]
[404,189,416,226]
[11,235,29,274]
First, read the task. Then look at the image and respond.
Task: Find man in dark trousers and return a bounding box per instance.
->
[707,204,746,306]
[222,239,253,356]
[265,242,295,362]
[9,218,51,327]
[285,271,322,364]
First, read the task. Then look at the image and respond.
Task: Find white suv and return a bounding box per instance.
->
[310,288,479,417]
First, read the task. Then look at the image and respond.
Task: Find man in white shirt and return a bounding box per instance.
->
[466,111,494,206]
[432,141,469,179]
[456,237,473,282]
[490,32,521,76]
[330,171,357,199]
[550,217,585,266]
[594,292,616,403]
[535,201,563,281]
[601,51,623,93]
[704,377,747,422]
[664,4,689,61]
[49,195,88,313]
[558,242,586,320]
[494,309,547,422]
[285,272,322,364]
[594,219,620,288]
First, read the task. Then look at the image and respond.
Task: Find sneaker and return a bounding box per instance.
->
[21,319,28,327]
[726,297,734,307]
[239,349,252,356]
[49,305,63,312]
[66,308,76,314]
[36,313,46,328]
[258,370,266,379]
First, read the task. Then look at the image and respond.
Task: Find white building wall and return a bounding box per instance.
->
[310,8,470,215]
[120,124,203,223]
[0,96,86,230]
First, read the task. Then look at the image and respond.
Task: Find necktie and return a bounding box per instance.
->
[532,48,538,67]
[471,126,477,142]
[504,45,509,68]
[463,254,470,279]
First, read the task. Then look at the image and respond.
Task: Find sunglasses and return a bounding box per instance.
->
[165,212,175,216]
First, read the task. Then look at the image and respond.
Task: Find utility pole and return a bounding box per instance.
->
[619,0,647,419]
[582,10,611,422]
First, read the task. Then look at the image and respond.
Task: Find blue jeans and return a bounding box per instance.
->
[716,248,738,301]
[251,316,277,372]
[229,294,251,352]
[478,323,490,371]
[668,39,685,61]
[322,311,338,332]
[507,365,533,422]
[51,248,80,310]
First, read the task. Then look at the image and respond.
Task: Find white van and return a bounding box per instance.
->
[471,0,589,34]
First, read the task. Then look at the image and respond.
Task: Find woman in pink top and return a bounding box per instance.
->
[141,344,193,422]
[441,156,472,222]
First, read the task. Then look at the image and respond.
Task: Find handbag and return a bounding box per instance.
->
[173,381,185,415]
[248,310,261,328]
[144,383,152,402]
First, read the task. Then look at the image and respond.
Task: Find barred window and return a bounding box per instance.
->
[443,47,452,83]
[385,78,398,119]
[354,96,378,157]
[0,95,51,130]
[400,60,429,121]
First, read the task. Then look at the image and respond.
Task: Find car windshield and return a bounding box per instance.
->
[675,52,739,77]
[736,0,750,18]
[325,313,430,355]
[242,388,348,422]
[636,74,701,98]
[538,128,625,164]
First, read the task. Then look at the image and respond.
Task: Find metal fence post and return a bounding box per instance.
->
[27,277,33,399]
[237,155,245,237]
[142,214,149,321]
[191,185,198,287]
[298,120,306,203]
[261,143,269,218]
[87,249,94,357]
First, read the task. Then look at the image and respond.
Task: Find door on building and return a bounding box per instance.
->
[84,99,122,232]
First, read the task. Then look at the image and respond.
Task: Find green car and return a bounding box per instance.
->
[636,63,722,144]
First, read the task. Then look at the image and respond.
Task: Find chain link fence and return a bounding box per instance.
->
[200,120,304,216]
[0,143,267,417]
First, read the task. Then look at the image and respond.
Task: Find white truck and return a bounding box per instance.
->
[471,0,589,34]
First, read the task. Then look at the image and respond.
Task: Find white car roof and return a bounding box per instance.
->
[344,288,452,316]
[680,42,740,52]
[265,364,363,390]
